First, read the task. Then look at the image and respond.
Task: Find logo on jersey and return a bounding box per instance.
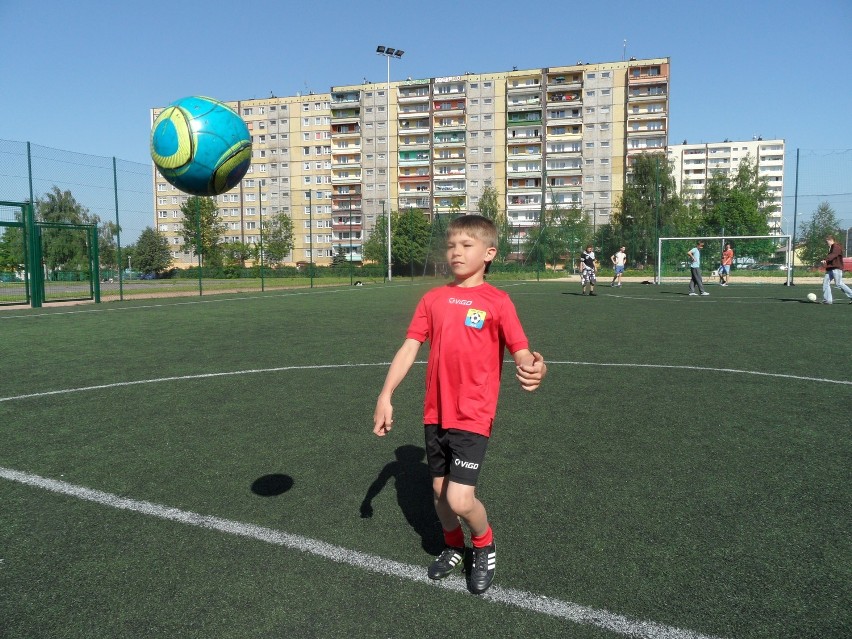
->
[465,308,487,330]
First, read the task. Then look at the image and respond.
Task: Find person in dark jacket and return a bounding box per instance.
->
[820,235,852,304]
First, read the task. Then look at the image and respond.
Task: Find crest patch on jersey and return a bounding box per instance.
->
[465,308,487,329]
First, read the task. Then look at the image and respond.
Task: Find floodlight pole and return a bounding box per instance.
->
[376,45,404,282]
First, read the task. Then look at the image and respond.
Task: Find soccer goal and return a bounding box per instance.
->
[657,235,793,286]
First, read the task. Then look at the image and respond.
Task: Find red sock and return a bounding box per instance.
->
[471,525,493,548]
[443,526,465,549]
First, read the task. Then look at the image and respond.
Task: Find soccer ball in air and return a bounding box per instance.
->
[807,293,817,302]
[150,96,252,196]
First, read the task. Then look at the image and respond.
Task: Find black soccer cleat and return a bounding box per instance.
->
[468,542,496,594]
[428,546,465,580]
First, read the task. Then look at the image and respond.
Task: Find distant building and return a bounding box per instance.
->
[667,139,785,233]
[153,57,671,267]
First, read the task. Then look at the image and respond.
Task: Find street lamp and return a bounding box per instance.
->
[376,45,404,281]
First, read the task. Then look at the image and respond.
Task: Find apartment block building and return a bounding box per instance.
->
[152,57,670,266]
[667,138,785,233]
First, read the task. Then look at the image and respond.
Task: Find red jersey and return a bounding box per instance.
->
[405,282,529,437]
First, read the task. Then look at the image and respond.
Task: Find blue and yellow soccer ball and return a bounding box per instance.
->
[150,96,252,196]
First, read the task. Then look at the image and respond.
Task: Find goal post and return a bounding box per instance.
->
[656,235,792,286]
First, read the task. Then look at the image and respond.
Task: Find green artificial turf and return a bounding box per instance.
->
[0,281,849,638]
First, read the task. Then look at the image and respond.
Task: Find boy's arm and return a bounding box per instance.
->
[373,338,422,436]
[512,348,547,392]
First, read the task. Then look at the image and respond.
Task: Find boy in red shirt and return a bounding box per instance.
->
[373,215,547,594]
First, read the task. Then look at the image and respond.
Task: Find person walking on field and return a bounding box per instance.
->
[687,241,709,296]
[580,245,597,296]
[610,246,626,287]
[820,234,852,304]
[373,215,547,595]
[719,243,734,286]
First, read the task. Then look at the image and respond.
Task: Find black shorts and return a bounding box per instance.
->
[424,425,489,486]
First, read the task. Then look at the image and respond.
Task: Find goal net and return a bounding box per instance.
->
[657,235,792,286]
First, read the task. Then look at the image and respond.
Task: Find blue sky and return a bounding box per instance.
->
[1,0,850,228]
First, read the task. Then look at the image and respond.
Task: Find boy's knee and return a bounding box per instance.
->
[446,488,476,516]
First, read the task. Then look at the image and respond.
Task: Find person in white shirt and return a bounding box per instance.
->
[610,246,626,287]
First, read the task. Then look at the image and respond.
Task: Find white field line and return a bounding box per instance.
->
[0,465,725,639]
[0,360,847,405]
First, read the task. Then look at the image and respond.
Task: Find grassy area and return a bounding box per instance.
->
[0,281,849,638]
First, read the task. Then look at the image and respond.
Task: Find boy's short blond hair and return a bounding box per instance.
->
[447,215,498,248]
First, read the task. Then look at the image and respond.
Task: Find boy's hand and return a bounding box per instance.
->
[516,351,547,391]
[373,396,394,436]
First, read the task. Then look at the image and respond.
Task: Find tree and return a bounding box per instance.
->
[613,154,687,265]
[477,185,512,263]
[98,221,120,270]
[798,202,842,266]
[178,196,224,266]
[261,212,294,265]
[133,227,172,275]
[362,213,388,265]
[0,224,25,271]
[525,203,590,269]
[37,187,98,274]
[331,245,348,268]
[223,241,255,273]
[477,186,500,221]
[702,156,774,237]
[393,209,431,275]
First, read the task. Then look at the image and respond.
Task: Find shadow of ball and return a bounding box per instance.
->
[251,474,294,497]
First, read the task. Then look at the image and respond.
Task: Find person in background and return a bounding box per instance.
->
[719,243,734,286]
[580,245,597,296]
[687,241,709,296]
[820,235,852,304]
[610,246,626,287]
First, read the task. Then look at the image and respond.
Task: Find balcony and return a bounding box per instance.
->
[434,167,466,179]
[397,90,430,103]
[331,91,360,104]
[507,178,541,191]
[507,113,542,127]
[331,109,360,123]
[627,88,667,103]
[507,96,542,111]
[332,124,361,137]
[507,78,541,93]
[398,120,430,134]
[433,152,465,163]
[398,107,430,117]
[433,100,465,114]
[546,162,582,175]
[433,81,466,96]
[399,196,431,209]
[433,118,466,130]
[332,159,362,170]
[546,74,581,89]
[332,221,363,233]
[400,183,431,196]
[399,172,431,181]
[545,91,581,106]
[331,172,362,183]
[434,181,465,193]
